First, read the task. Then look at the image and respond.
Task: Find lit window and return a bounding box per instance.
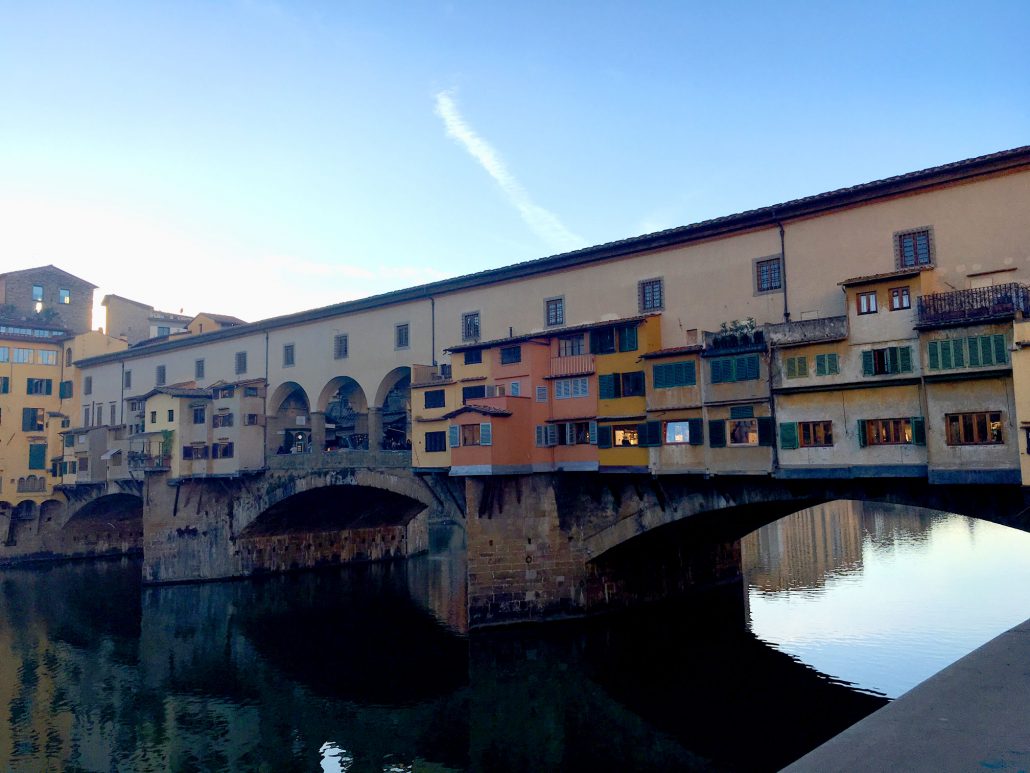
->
[31,285,43,301]
[728,418,759,446]
[860,418,919,446]
[612,425,639,447]
[59,289,70,304]
[545,297,564,327]
[857,291,878,314]
[946,411,1003,445]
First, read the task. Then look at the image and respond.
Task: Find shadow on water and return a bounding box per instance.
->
[0,526,889,772]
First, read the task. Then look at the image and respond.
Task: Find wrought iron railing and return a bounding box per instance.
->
[916,283,1030,327]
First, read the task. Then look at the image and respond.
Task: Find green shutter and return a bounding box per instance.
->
[745,355,759,381]
[757,417,774,447]
[22,408,35,432]
[979,335,994,366]
[815,354,827,377]
[911,417,926,445]
[857,419,867,448]
[653,364,667,390]
[730,405,754,419]
[708,420,726,448]
[638,421,661,447]
[479,423,492,446]
[684,361,696,386]
[968,336,981,366]
[598,374,616,400]
[597,425,612,449]
[786,357,797,379]
[28,444,46,470]
[588,421,597,444]
[448,425,460,448]
[993,334,1007,364]
[779,422,799,450]
[797,357,808,377]
[828,353,839,374]
[927,341,940,370]
[687,418,704,445]
[59,380,72,399]
[618,325,638,352]
[939,342,952,370]
[952,338,965,368]
[886,347,900,374]
[862,350,875,376]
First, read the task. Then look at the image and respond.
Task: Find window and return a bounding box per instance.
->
[613,425,639,447]
[652,361,696,388]
[500,346,521,365]
[157,326,170,337]
[26,378,52,395]
[780,420,834,448]
[124,370,132,389]
[167,409,174,422]
[890,287,911,310]
[460,423,492,446]
[235,352,247,374]
[28,443,46,470]
[1,376,12,394]
[425,431,447,453]
[38,350,56,365]
[334,334,349,359]
[84,376,92,395]
[212,442,235,459]
[755,256,783,293]
[858,417,924,446]
[509,381,521,397]
[857,291,878,314]
[558,335,584,357]
[621,371,645,396]
[195,359,205,379]
[535,385,547,402]
[464,349,482,365]
[156,365,166,386]
[32,285,43,301]
[149,411,157,424]
[814,353,840,376]
[283,344,295,367]
[22,408,44,432]
[591,327,615,354]
[462,311,480,342]
[193,407,206,424]
[65,348,72,366]
[462,385,486,403]
[665,419,703,445]
[245,413,260,425]
[215,386,236,399]
[244,386,259,397]
[0,347,7,362]
[617,325,638,352]
[545,297,564,327]
[424,389,446,409]
[946,411,1003,445]
[59,288,70,304]
[895,228,934,268]
[14,348,32,364]
[554,377,588,400]
[862,346,913,376]
[639,278,664,311]
[728,418,759,446]
[213,413,234,428]
[784,356,808,379]
[709,354,760,383]
[927,335,1006,370]
[395,324,409,349]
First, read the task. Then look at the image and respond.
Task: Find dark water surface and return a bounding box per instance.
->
[2,503,1028,772]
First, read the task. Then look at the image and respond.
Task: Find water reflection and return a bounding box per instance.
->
[744,500,1030,698]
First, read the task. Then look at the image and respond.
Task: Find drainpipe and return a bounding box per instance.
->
[430,296,436,366]
[778,220,790,323]
[119,361,125,425]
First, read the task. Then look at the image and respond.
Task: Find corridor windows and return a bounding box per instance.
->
[462,311,480,342]
[235,352,247,375]
[861,346,913,376]
[890,287,911,310]
[945,411,1003,445]
[545,297,564,327]
[754,256,783,294]
[283,343,296,367]
[857,291,878,314]
[333,334,349,360]
[424,431,447,453]
[895,227,934,268]
[395,324,409,350]
[156,365,167,386]
[638,277,664,311]
[195,359,205,379]
[858,417,925,446]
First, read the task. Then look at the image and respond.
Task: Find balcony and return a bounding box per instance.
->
[916,283,1030,329]
[766,316,848,347]
[411,363,452,386]
[549,353,594,378]
[127,452,171,471]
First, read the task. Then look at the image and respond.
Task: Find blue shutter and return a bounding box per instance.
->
[618,325,638,352]
[684,361,696,385]
[779,422,799,450]
[862,350,875,376]
[28,444,46,470]
[588,421,597,444]
[597,424,612,449]
[448,425,460,448]
[653,364,667,390]
[745,355,759,381]
[598,374,616,400]
[479,423,492,446]
[708,420,726,448]
[687,417,704,445]
[815,354,826,377]
[927,341,940,370]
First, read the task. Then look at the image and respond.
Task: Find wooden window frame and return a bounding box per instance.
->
[889,286,911,311]
[945,411,1003,446]
[894,226,935,269]
[638,277,664,311]
[544,296,565,327]
[754,255,783,294]
[857,291,878,315]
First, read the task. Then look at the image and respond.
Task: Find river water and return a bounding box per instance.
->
[2,500,1029,772]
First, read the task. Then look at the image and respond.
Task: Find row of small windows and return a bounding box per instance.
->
[29,285,72,304]
[857,286,911,315]
[783,353,840,379]
[0,326,64,338]
[0,347,58,364]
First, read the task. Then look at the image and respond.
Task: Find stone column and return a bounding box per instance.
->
[367,408,383,451]
[310,412,327,453]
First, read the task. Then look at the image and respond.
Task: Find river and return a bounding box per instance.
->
[1,500,1029,772]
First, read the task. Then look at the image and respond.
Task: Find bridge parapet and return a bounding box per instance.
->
[267,449,412,472]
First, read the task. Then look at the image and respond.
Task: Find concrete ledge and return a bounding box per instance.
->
[928,467,1022,485]
[784,617,1030,772]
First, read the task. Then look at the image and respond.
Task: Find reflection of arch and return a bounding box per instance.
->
[319,377,370,451]
[374,368,411,451]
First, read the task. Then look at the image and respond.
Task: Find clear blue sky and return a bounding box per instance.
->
[1,0,1027,323]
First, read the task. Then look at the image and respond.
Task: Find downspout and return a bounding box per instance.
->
[778,220,790,323]
[430,296,436,366]
[119,361,125,424]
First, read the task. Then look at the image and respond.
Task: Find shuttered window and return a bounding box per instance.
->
[479,423,492,446]
[598,374,621,400]
[862,346,913,376]
[814,353,840,376]
[596,424,613,449]
[784,356,808,379]
[652,361,696,389]
[664,418,704,445]
[448,426,460,448]
[710,354,760,383]
[28,443,47,470]
[708,420,727,447]
[637,421,662,447]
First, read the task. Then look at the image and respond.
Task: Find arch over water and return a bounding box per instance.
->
[65,492,143,527]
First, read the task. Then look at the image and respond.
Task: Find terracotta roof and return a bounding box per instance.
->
[193,313,247,325]
[441,404,513,419]
[641,344,704,359]
[839,266,932,287]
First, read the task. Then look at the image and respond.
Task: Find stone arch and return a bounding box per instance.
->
[268,381,313,455]
[317,377,369,451]
[65,492,144,527]
[373,367,411,451]
[12,500,38,521]
[39,499,65,525]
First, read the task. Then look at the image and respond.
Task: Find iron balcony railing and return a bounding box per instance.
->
[916,283,1030,328]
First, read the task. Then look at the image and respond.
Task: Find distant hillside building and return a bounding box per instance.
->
[102,295,191,345]
[0,265,97,334]
[188,313,247,335]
